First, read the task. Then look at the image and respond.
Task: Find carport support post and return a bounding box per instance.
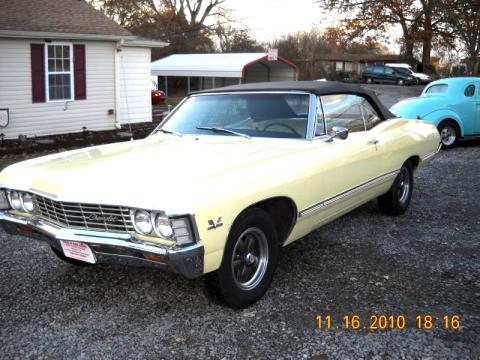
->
[212,77,215,88]
[164,76,168,97]
[187,77,190,93]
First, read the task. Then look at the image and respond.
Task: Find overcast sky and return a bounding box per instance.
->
[226,0,338,42]
[224,0,401,52]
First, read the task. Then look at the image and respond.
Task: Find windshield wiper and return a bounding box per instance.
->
[196,126,251,140]
[156,128,182,137]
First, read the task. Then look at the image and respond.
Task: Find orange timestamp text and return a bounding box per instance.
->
[315,314,461,330]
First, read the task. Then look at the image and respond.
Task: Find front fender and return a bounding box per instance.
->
[423,109,464,136]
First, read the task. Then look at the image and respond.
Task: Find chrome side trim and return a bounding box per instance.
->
[298,169,400,218]
[421,142,442,161]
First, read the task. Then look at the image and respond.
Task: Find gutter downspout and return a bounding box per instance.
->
[113,40,124,129]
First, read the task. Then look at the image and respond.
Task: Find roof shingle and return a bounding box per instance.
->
[0,0,132,37]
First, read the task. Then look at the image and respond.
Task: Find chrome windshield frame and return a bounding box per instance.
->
[150,91,317,141]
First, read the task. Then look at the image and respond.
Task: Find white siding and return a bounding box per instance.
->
[116,47,151,124]
[0,38,117,139]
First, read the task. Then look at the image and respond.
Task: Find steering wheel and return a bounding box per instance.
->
[263,122,301,137]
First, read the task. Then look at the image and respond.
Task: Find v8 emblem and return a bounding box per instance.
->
[207,217,223,230]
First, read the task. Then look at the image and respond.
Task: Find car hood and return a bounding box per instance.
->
[0,135,306,213]
[390,95,445,119]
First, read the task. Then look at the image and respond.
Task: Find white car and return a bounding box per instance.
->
[386,63,431,84]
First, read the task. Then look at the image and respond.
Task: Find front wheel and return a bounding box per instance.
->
[203,208,279,308]
[397,79,405,86]
[378,163,413,216]
[365,77,373,84]
[438,121,458,149]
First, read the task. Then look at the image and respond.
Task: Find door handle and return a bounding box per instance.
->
[368,139,379,145]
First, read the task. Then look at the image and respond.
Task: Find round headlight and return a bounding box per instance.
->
[9,191,22,210]
[153,213,173,238]
[21,193,35,213]
[133,210,153,235]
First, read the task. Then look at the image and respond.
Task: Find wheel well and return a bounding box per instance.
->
[438,118,461,137]
[247,197,297,246]
[406,155,421,171]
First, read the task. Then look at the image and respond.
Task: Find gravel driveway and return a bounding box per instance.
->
[0,85,479,359]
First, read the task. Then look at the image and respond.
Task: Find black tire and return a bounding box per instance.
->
[365,77,373,84]
[50,246,91,266]
[397,78,405,86]
[203,208,279,308]
[438,121,459,149]
[378,162,413,216]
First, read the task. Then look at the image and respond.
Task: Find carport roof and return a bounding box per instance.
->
[151,53,298,78]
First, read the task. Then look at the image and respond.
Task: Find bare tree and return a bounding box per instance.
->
[89,0,229,55]
[316,0,423,60]
[443,0,480,74]
[215,25,264,52]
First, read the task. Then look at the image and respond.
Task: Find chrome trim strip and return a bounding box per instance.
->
[421,142,442,161]
[28,188,58,199]
[298,169,400,218]
[306,93,318,140]
[189,91,312,96]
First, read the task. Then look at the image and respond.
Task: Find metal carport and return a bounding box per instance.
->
[151,53,298,96]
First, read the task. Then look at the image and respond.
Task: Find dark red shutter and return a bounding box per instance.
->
[73,44,86,100]
[30,44,45,103]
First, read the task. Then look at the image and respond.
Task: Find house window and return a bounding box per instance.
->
[46,44,74,101]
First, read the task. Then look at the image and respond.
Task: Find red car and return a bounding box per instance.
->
[151,89,166,105]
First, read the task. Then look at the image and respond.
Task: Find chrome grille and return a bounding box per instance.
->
[33,195,134,232]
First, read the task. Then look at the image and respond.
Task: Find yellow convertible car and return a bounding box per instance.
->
[0,82,440,308]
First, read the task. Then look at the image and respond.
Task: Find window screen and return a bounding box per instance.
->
[46,44,73,101]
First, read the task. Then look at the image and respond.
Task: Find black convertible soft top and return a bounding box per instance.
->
[193,81,395,120]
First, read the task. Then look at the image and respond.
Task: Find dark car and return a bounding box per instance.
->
[362,65,416,86]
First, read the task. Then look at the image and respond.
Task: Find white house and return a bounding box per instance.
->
[0,0,167,140]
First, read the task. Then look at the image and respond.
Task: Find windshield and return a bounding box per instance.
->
[158,93,310,139]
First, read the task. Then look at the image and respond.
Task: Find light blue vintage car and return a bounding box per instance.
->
[390,77,480,148]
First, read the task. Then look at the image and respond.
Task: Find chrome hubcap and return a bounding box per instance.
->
[440,126,456,146]
[397,168,410,204]
[232,227,269,290]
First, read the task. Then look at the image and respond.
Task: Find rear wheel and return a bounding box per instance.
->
[438,121,458,149]
[203,208,279,308]
[50,246,91,266]
[378,162,413,216]
[365,77,373,84]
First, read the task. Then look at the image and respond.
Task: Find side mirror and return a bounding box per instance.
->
[325,126,349,142]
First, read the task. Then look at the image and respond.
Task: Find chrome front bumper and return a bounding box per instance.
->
[0,211,204,279]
